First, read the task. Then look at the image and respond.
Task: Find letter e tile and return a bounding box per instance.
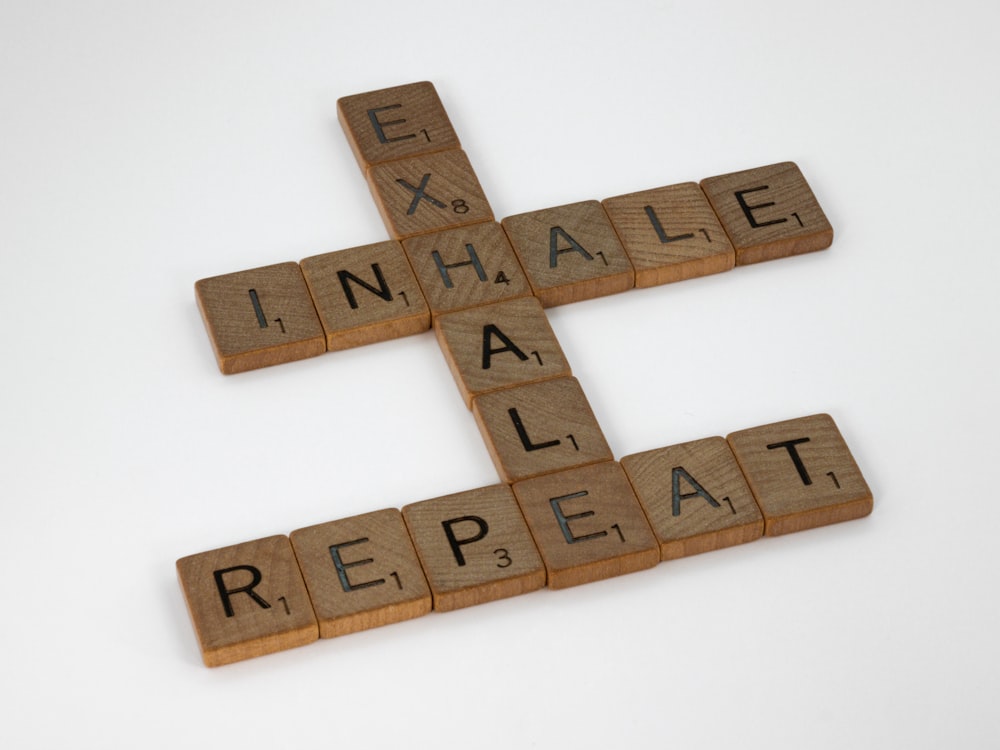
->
[402,485,545,611]
[700,162,833,265]
[289,509,431,638]
[621,436,763,560]
[512,462,659,589]
[472,377,613,483]
[195,262,326,374]
[176,535,318,667]
[727,413,873,536]
[300,241,430,351]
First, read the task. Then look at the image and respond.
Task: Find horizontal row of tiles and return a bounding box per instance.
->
[177,413,872,666]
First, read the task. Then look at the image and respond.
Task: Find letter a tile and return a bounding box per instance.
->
[501,200,635,307]
[621,436,763,560]
[289,509,432,638]
[195,262,326,374]
[176,535,318,667]
[300,240,430,351]
[727,413,873,536]
[435,297,572,408]
[512,462,659,589]
[402,485,546,611]
[367,150,493,239]
[700,162,833,265]
[602,182,735,287]
[472,377,613,483]
[337,81,461,172]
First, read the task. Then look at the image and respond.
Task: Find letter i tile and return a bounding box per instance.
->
[621,437,763,560]
[512,462,659,589]
[176,535,318,667]
[727,413,873,536]
[402,485,546,611]
[289,509,432,638]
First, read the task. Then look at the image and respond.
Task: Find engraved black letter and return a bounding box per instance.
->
[549,226,594,268]
[337,263,393,309]
[482,324,529,369]
[367,104,416,144]
[549,491,608,544]
[767,437,813,485]
[734,185,787,229]
[671,466,722,517]
[432,243,488,289]
[329,537,385,592]
[213,565,270,618]
[644,205,694,244]
[442,516,489,567]
[508,407,561,451]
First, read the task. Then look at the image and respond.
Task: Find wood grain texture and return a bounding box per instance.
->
[402,221,533,316]
[621,436,763,560]
[194,262,326,374]
[501,200,635,306]
[511,462,659,589]
[727,413,872,536]
[700,162,833,265]
[176,535,318,667]
[402,484,546,611]
[300,240,430,351]
[602,182,735,287]
[337,81,460,172]
[434,297,571,408]
[472,376,613,483]
[367,149,493,239]
[289,509,431,638]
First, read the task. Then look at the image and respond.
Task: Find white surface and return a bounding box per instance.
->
[3,1,998,747]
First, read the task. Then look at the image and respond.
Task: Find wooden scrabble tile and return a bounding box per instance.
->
[602,182,735,287]
[402,484,546,611]
[472,377,613,483]
[621,437,763,561]
[300,240,430,351]
[402,222,533,316]
[176,535,318,667]
[727,413,872,536]
[501,200,634,307]
[337,81,461,172]
[367,149,493,240]
[289,509,431,638]
[195,262,326,374]
[512,462,659,589]
[435,297,571,408]
[700,162,833,265]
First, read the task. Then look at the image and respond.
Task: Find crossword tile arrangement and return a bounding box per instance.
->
[181,82,870,667]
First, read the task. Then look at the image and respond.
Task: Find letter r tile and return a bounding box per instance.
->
[367,150,494,240]
[435,297,572,408]
[621,436,763,561]
[402,484,546,611]
[727,413,873,536]
[300,240,430,351]
[700,162,833,265]
[176,535,318,667]
[512,462,659,589]
[472,377,613,484]
[337,81,461,172]
[289,509,432,638]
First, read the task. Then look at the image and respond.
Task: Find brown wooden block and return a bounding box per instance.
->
[727,413,872,536]
[367,149,493,239]
[337,81,461,172]
[195,262,326,374]
[300,241,430,351]
[176,535,318,667]
[402,484,546,611]
[512,462,659,589]
[501,200,634,307]
[602,182,735,287]
[402,222,533,316]
[472,377,613,483]
[289,509,431,638]
[435,297,571,408]
[700,162,833,265]
[621,437,763,561]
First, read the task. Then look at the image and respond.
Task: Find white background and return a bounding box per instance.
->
[3,1,998,747]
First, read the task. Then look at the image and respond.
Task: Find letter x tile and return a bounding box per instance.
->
[176,535,318,667]
[367,149,493,240]
[700,162,833,265]
[727,413,872,535]
[472,376,613,483]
